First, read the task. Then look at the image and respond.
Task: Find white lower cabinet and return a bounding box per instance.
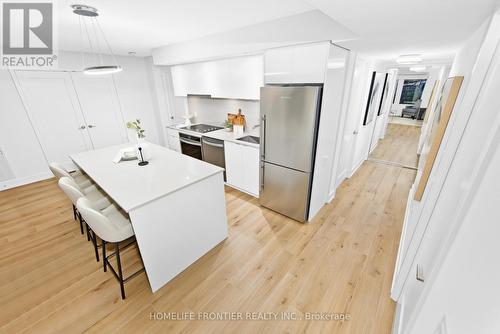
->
[224,141,259,197]
[166,128,181,152]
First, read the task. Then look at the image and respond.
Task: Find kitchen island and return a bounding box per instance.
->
[71,143,228,292]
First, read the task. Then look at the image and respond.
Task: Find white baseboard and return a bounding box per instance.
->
[0,171,54,191]
[224,182,259,198]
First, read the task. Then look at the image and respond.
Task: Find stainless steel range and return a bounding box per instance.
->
[178,124,223,161]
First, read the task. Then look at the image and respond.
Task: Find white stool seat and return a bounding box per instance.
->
[84,186,112,210]
[58,178,111,211]
[49,162,93,188]
[74,174,93,189]
[101,205,135,243]
[77,198,134,243]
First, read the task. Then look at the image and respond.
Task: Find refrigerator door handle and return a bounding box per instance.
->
[260,162,265,191]
[260,114,266,160]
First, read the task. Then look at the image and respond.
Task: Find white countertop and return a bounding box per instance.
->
[71,143,224,212]
[203,128,260,148]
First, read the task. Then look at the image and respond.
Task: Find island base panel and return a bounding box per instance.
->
[129,172,228,292]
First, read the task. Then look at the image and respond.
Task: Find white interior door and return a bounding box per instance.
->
[70,73,127,149]
[14,71,91,170]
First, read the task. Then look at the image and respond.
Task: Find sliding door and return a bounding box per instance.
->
[15,71,91,170]
[70,73,127,149]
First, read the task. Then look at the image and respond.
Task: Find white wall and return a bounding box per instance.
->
[391,12,500,334]
[0,51,162,189]
[0,70,51,189]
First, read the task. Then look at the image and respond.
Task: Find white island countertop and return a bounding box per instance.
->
[71,143,224,212]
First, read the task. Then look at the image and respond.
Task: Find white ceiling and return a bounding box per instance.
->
[55,0,499,61]
[56,0,314,56]
[305,0,499,60]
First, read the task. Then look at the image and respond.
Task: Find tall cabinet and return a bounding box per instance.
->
[13,71,128,170]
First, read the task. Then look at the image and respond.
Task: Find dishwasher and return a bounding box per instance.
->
[201,137,226,181]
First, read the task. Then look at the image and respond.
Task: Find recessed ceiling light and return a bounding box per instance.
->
[409,66,427,72]
[396,54,423,64]
[128,51,136,56]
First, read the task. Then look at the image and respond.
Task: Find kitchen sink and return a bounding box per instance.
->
[237,135,260,144]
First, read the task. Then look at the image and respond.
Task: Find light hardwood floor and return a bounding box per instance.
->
[369,123,421,168]
[0,138,417,334]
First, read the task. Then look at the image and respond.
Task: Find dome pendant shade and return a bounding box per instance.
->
[71,4,98,17]
[71,4,122,75]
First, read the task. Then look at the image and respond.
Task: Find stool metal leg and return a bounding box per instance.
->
[102,240,107,272]
[77,212,84,235]
[86,224,100,262]
[72,204,77,221]
[115,242,126,299]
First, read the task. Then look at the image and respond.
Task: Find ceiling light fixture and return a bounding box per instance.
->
[396,54,423,64]
[71,4,122,75]
[409,66,427,72]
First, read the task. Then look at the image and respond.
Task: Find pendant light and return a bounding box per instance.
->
[71,4,122,75]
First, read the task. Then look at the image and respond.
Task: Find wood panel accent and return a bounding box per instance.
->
[414,76,464,201]
[0,154,415,333]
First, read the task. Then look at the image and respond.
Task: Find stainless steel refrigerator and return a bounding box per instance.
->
[259,85,322,222]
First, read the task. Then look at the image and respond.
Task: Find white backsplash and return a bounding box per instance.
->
[186,96,260,129]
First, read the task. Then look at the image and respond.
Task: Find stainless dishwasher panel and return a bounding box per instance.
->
[201,137,226,181]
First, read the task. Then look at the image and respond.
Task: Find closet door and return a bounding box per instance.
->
[14,71,91,170]
[70,73,127,149]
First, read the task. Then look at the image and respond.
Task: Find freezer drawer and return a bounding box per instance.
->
[259,162,311,222]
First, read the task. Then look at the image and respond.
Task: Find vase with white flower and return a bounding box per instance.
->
[126,119,151,164]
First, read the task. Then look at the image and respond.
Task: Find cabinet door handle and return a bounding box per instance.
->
[88,125,96,129]
[416,264,425,282]
[79,125,86,130]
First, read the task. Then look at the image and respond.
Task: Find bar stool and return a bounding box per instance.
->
[77,197,145,299]
[50,162,94,219]
[58,177,112,261]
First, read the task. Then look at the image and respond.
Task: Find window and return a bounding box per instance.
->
[399,79,427,104]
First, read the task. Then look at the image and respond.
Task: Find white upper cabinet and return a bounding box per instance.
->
[264,43,330,84]
[170,55,263,99]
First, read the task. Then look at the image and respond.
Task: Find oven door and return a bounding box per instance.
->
[179,133,202,160]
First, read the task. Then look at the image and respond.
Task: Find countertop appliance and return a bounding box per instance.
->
[201,137,226,181]
[180,124,223,134]
[179,124,223,160]
[259,85,322,222]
